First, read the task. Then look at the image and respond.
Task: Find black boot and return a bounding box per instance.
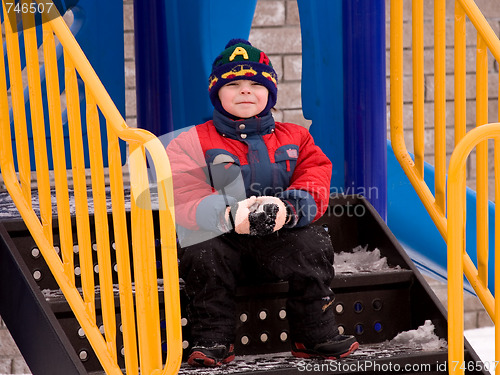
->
[187,343,235,367]
[291,335,359,360]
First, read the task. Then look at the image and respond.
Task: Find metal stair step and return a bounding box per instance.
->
[176,343,449,375]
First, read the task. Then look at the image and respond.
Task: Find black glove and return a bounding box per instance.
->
[245,197,287,236]
[248,202,280,235]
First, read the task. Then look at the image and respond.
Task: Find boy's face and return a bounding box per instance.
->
[218,80,269,119]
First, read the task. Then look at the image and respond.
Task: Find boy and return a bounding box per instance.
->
[166,39,358,367]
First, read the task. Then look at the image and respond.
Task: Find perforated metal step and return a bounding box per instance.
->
[177,344,449,375]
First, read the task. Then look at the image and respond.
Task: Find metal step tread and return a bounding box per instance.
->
[41,268,415,313]
[86,343,449,375]
[176,342,448,375]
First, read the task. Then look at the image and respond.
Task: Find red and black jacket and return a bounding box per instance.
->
[166,110,332,239]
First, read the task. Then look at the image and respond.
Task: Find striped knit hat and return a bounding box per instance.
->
[208,39,278,118]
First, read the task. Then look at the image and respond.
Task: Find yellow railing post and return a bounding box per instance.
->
[412,0,425,178]
[476,34,489,287]
[43,20,75,286]
[65,50,96,319]
[129,144,162,374]
[107,126,139,374]
[434,0,447,214]
[86,90,118,361]
[3,1,32,207]
[22,7,53,242]
[454,1,467,146]
[447,152,466,375]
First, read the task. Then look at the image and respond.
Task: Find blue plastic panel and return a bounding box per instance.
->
[137,0,257,135]
[297,0,345,191]
[342,0,387,220]
[159,0,257,130]
[133,0,173,136]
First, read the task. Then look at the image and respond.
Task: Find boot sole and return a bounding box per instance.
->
[188,351,235,367]
[291,341,359,360]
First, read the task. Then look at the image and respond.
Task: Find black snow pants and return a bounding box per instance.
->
[178,224,339,346]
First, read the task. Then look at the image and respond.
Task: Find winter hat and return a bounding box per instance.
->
[208,39,278,118]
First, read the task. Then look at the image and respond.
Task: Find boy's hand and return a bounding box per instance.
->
[250,196,287,235]
[225,196,258,234]
[226,196,287,235]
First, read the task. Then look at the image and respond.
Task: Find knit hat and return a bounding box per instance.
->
[208,39,278,118]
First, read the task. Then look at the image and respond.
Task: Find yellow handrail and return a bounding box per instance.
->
[390,0,500,374]
[0,2,182,374]
[447,124,500,375]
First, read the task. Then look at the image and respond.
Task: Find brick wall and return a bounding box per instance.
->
[249,0,310,127]
[123,0,135,128]
[425,276,492,330]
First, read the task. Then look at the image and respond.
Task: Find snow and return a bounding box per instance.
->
[41,279,166,301]
[390,320,447,351]
[0,188,128,220]
[334,245,401,274]
[465,326,496,374]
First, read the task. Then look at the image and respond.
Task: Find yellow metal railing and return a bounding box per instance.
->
[447,125,500,375]
[390,0,500,374]
[0,1,182,374]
